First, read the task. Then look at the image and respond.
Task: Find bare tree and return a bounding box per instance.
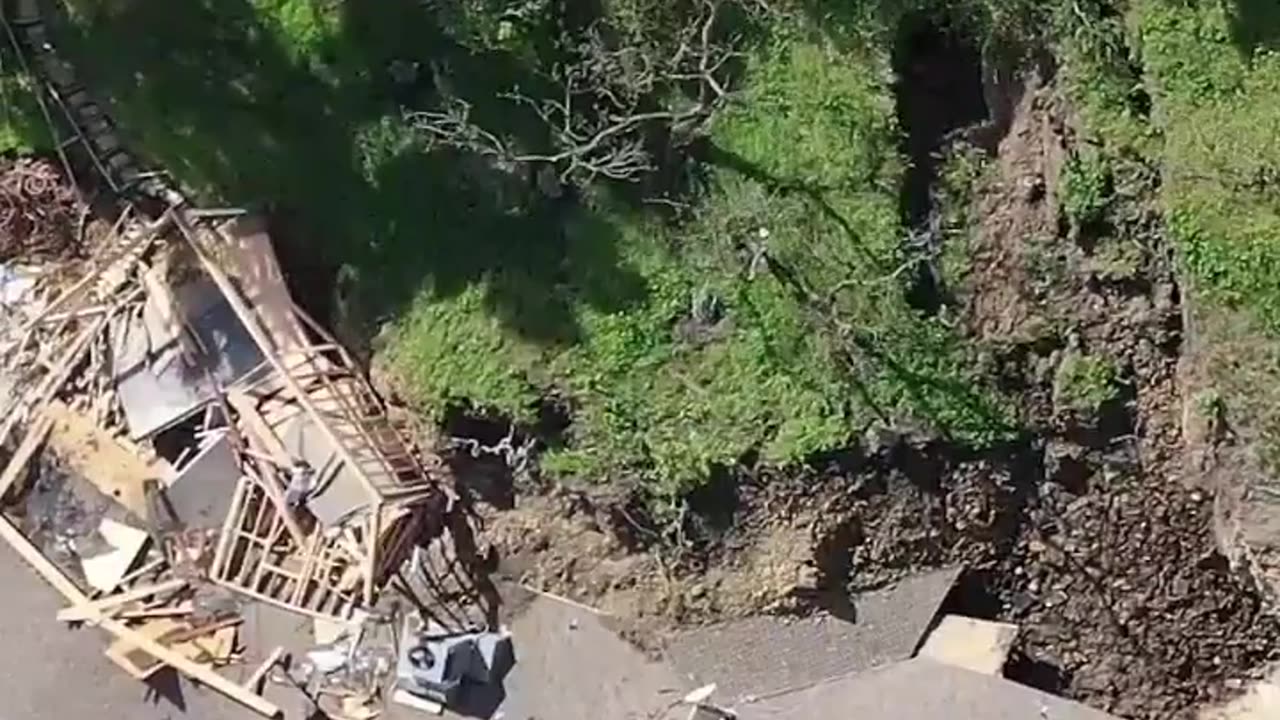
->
[408,0,747,184]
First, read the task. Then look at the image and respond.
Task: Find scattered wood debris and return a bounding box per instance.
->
[0,203,486,717]
[0,12,509,715]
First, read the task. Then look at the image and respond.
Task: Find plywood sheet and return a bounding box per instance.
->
[165,431,240,529]
[104,618,183,680]
[43,400,167,516]
[215,217,308,353]
[80,518,149,592]
[105,619,238,679]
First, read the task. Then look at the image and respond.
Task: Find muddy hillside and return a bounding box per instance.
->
[470,34,1280,720]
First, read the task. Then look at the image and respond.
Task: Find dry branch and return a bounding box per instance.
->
[409,0,743,184]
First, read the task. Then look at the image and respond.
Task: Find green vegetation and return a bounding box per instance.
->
[1053,351,1119,415]
[1049,0,1280,477]
[1062,147,1113,233]
[25,0,1280,497]
[28,0,1278,508]
[0,70,52,155]
[1135,0,1280,331]
[1119,0,1280,477]
[40,0,1016,504]
[24,0,1274,509]
[395,33,1013,499]
[1089,239,1145,282]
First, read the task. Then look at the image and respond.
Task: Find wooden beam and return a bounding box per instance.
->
[226,392,307,547]
[116,603,194,620]
[363,504,381,606]
[0,415,53,500]
[391,688,444,715]
[0,310,112,450]
[57,578,188,623]
[247,466,307,549]
[10,207,135,337]
[211,576,354,622]
[37,305,109,326]
[244,646,285,693]
[99,614,278,717]
[0,513,281,717]
[227,391,290,462]
[111,556,166,592]
[161,616,242,645]
[176,212,381,503]
[211,476,250,581]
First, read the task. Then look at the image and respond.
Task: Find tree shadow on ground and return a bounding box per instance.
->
[705,143,1014,439]
[54,0,647,345]
[704,143,892,271]
[1229,0,1280,56]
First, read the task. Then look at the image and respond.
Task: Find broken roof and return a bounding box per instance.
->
[733,656,1120,720]
[665,566,962,703]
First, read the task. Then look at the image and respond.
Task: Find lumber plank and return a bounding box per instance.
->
[0,415,53,500]
[177,213,382,502]
[227,391,290,463]
[90,599,280,711]
[249,464,307,548]
[104,617,183,680]
[0,310,110,450]
[244,646,285,693]
[116,602,194,620]
[1,509,280,712]
[12,207,142,335]
[226,392,307,546]
[211,476,250,579]
[57,578,188,622]
[161,616,242,645]
[363,505,380,606]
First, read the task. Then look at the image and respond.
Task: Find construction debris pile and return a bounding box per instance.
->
[0,199,508,718]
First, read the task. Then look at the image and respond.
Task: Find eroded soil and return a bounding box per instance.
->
[466,68,1280,719]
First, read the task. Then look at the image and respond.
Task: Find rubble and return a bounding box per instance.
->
[0,201,493,718]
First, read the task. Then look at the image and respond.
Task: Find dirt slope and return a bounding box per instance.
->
[468,68,1280,720]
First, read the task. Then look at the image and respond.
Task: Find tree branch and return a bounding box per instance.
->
[408,0,745,184]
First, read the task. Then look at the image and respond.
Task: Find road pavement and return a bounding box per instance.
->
[0,547,259,720]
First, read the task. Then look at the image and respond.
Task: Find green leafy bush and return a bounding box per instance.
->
[1054,351,1119,414]
[1062,148,1113,232]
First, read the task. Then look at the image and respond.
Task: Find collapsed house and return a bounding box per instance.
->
[0,205,500,717]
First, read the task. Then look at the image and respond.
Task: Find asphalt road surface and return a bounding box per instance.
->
[0,547,260,720]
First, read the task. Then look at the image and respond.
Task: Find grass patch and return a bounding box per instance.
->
[55,1,1012,503]
[1053,351,1119,414]
[0,62,54,155]
[1135,0,1280,331]
[394,32,1012,499]
[56,0,566,329]
[1062,146,1113,234]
